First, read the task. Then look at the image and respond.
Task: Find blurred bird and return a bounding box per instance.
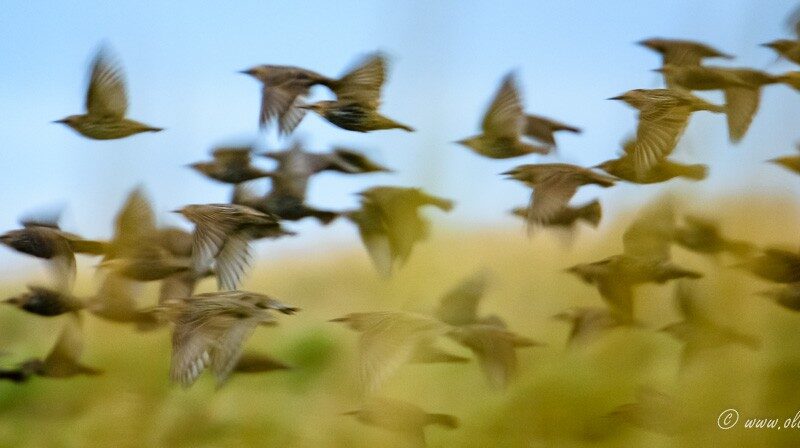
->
[657,65,779,142]
[16,315,102,380]
[609,88,724,176]
[232,352,291,374]
[456,73,553,158]
[503,163,615,230]
[511,200,602,230]
[188,145,273,184]
[769,143,800,175]
[524,115,581,146]
[567,197,701,320]
[160,290,297,388]
[758,283,800,312]
[762,39,800,65]
[735,248,800,284]
[0,211,106,291]
[344,187,453,277]
[342,397,458,448]
[175,204,292,290]
[298,54,413,132]
[552,306,631,346]
[241,52,389,134]
[54,46,162,139]
[672,215,755,258]
[606,387,680,435]
[3,285,84,317]
[596,137,707,183]
[434,270,492,327]
[661,281,760,364]
[638,38,732,68]
[87,273,162,330]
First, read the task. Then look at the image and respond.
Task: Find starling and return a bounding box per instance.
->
[298,54,414,132]
[175,204,292,290]
[661,281,760,365]
[552,306,630,346]
[638,38,732,67]
[456,73,552,159]
[762,39,800,65]
[434,270,492,327]
[609,88,724,176]
[758,283,800,312]
[512,200,602,231]
[596,137,707,184]
[3,285,84,317]
[503,163,615,229]
[18,315,102,379]
[344,187,453,277]
[673,215,754,258]
[606,387,680,435]
[657,65,779,142]
[234,183,339,225]
[566,197,701,320]
[769,143,800,175]
[161,290,297,388]
[241,52,388,134]
[342,397,458,447]
[54,46,162,139]
[524,115,581,146]
[99,246,192,282]
[188,145,274,184]
[735,248,800,283]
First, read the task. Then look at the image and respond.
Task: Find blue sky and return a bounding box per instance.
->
[0,1,799,278]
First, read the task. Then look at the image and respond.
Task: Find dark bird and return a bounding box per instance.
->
[758,283,800,312]
[3,285,84,317]
[657,65,780,142]
[735,248,800,284]
[511,200,602,230]
[661,281,760,365]
[16,315,102,380]
[503,163,615,229]
[456,73,553,158]
[160,290,297,388]
[175,204,292,290]
[54,46,161,139]
[344,187,453,277]
[342,397,458,448]
[609,88,724,176]
[672,215,754,258]
[298,54,414,132]
[552,306,631,346]
[769,143,800,175]
[241,52,389,134]
[232,352,291,374]
[188,145,273,184]
[638,38,732,67]
[596,137,707,184]
[762,40,800,66]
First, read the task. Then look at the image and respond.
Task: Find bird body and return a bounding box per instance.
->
[597,152,707,184]
[763,39,800,65]
[302,101,414,132]
[55,47,161,139]
[4,285,84,317]
[639,38,732,67]
[511,200,602,229]
[189,146,273,184]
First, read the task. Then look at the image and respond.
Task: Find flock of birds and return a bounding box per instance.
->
[4,21,800,445]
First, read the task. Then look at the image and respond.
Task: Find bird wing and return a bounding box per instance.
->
[481,73,524,138]
[527,174,579,226]
[190,220,229,277]
[632,106,691,175]
[158,272,197,304]
[358,312,449,393]
[597,277,634,322]
[334,53,387,107]
[723,87,760,143]
[214,234,252,291]
[50,247,77,293]
[43,314,84,372]
[435,270,490,326]
[85,48,128,119]
[451,325,530,389]
[111,187,157,258]
[212,146,253,169]
[90,272,140,319]
[210,318,261,387]
[622,196,675,260]
[260,83,307,132]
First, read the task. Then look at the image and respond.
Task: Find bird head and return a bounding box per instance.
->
[186,161,213,175]
[238,66,267,79]
[607,89,648,108]
[52,115,82,130]
[637,38,666,53]
[768,155,800,173]
[2,295,23,306]
[761,40,794,52]
[329,314,363,330]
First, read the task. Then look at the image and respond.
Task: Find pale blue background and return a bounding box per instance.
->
[1,1,798,279]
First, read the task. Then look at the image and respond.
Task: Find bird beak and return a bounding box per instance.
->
[171,208,183,214]
[52,119,67,124]
[328,317,349,323]
[607,95,624,101]
[760,42,775,48]
[238,69,254,76]
[651,68,664,73]
[340,410,359,416]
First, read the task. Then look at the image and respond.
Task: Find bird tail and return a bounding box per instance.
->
[576,200,602,227]
[330,52,385,93]
[673,163,708,181]
[426,413,459,429]
[310,209,340,225]
[373,114,415,132]
[777,73,800,91]
[67,238,109,256]
[518,142,552,156]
